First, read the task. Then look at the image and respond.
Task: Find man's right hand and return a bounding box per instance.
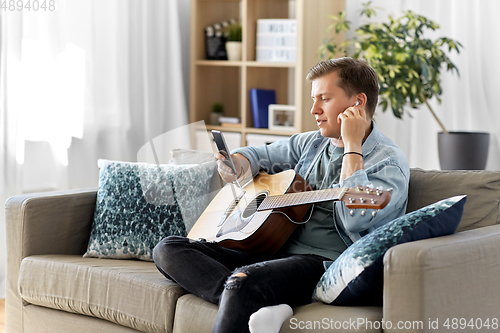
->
[214,152,251,183]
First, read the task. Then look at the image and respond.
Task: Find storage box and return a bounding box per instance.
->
[257,19,297,34]
[256,19,297,62]
[256,47,296,62]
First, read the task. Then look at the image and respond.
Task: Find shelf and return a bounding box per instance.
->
[205,125,243,133]
[244,127,296,136]
[196,60,243,67]
[190,0,345,149]
[203,125,296,136]
[246,61,296,68]
[196,60,296,68]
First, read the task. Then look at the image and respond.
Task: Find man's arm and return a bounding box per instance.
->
[337,160,410,235]
[337,105,372,182]
[214,152,252,184]
[229,131,317,177]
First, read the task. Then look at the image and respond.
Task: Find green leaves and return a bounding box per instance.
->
[327,12,350,34]
[318,2,463,124]
[224,23,242,42]
[360,1,378,18]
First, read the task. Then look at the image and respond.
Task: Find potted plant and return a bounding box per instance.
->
[210,102,224,125]
[224,22,242,61]
[319,2,489,170]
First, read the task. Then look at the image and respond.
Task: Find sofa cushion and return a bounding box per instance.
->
[84,159,216,261]
[172,294,218,333]
[172,294,384,333]
[18,255,187,333]
[23,304,143,333]
[313,195,466,306]
[407,168,500,232]
[282,302,383,333]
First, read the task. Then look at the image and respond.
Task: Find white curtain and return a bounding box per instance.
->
[0,0,191,297]
[345,0,500,170]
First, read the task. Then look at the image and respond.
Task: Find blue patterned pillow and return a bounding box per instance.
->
[313,195,467,306]
[84,159,217,261]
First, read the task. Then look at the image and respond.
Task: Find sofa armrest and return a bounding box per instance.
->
[383,224,500,332]
[5,188,97,333]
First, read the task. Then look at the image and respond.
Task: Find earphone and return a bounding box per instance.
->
[355,101,359,106]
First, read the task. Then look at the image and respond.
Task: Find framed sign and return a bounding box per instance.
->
[268,104,295,131]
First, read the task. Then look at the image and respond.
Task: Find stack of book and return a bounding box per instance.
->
[219,116,241,128]
[256,19,297,62]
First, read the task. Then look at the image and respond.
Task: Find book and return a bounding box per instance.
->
[250,89,276,128]
[218,116,241,124]
[221,122,242,128]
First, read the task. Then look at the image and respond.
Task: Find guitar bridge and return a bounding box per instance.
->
[217,191,246,227]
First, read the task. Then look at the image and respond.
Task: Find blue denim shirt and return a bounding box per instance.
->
[232,122,410,247]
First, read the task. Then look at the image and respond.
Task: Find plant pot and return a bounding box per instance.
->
[210,112,222,125]
[225,41,242,61]
[438,132,490,170]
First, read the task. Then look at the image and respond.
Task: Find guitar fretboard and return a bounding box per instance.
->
[257,188,346,211]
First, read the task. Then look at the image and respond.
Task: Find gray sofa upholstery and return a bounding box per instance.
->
[6,168,500,333]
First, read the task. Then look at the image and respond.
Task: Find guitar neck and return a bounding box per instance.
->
[257,188,347,211]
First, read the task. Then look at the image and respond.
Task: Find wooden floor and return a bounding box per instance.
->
[0,299,5,333]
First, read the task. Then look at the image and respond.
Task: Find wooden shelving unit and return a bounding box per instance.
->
[190,0,345,147]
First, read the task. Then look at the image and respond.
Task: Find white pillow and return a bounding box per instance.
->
[169,148,215,165]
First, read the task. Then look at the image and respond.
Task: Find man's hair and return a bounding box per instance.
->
[306,57,379,118]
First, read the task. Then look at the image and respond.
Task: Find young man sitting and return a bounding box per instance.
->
[153,57,410,333]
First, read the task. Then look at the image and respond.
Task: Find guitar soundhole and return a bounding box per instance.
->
[241,192,268,219]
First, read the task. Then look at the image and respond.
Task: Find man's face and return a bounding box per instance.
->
[310,71,356,139]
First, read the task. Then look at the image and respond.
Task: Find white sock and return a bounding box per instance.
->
[248,304,293,333]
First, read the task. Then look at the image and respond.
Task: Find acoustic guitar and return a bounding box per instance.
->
[187,170,391,257]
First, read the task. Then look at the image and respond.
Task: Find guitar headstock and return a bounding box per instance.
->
[340,186,392,210]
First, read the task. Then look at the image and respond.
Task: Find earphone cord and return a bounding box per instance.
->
[269,134,342,225]
[270,207,314,225]
[319,134,341,191]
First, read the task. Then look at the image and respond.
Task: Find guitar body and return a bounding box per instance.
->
[188,169,392,258]
[187,170,313,258]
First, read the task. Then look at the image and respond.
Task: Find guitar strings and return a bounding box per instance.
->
[232,135,342,229]
[267,135,342,225]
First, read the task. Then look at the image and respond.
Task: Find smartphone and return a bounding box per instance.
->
[212,130,238,175]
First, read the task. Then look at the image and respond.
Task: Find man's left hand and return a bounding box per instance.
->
[337,105,369,152]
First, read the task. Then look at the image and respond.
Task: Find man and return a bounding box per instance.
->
[153,57,410,333]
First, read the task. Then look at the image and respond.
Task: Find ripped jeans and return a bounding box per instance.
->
[153,235,328,333]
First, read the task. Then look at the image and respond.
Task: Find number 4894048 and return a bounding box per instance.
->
[443,318,498,330]
[1,0,56,11]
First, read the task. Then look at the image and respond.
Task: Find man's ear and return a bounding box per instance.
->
[355,93,367,107]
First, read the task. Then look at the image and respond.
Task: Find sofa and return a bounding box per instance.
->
[5,167,500,333]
